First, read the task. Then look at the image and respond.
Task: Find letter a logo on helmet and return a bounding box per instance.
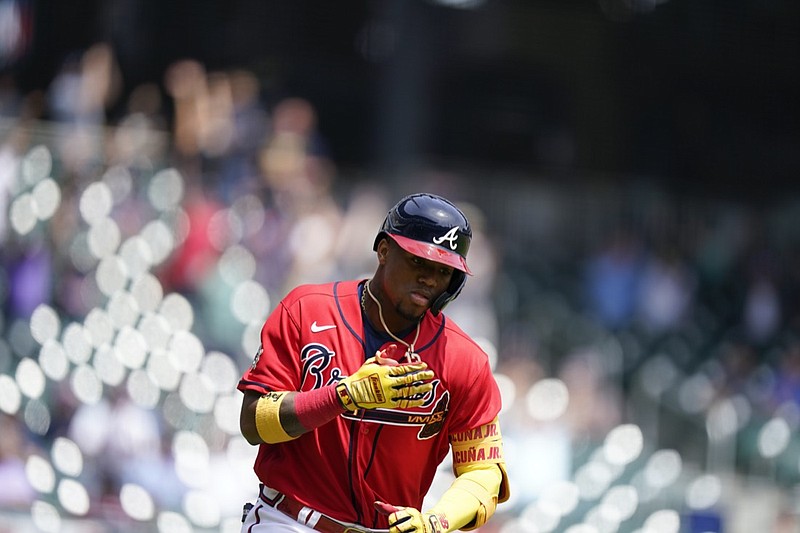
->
[374,193,473,315]
[433,227,461,251]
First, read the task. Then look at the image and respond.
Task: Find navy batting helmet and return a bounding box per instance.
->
[374,193,472,314]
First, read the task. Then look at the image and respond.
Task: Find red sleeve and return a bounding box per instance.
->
[238,298,302,394]
[446,353,503,433]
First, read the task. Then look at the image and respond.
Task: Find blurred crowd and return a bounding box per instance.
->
[1,42,800,532]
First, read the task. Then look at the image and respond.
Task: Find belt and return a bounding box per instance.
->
[259,485,388,533]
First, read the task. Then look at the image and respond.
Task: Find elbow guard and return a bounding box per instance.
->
[446,464,503,530]
[255,391,297,444]
[440,417,511,530]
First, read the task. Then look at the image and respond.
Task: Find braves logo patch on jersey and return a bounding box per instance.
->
[300,342,338,390]
[342,386,450,440]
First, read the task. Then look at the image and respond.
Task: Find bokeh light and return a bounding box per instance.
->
[157,511,193,533]
[95,255,130,296]
[537,480,580,517]
[0,373,22,414]
[685,474,722,510]
[526,378,569,421]
[50,437,84,477]
[120,483,155,521]
[148,168,185,212]
[30,500,61,533]
[107,290,141,329]
[139,219,177,265]
[146,347,182,391]
[29,304,60,344]
[119,236,154,279]
[21,145,52,186]
[10,192,37,235]
[114,325,148,369]
[79,182,114,225]
[757,417,791,459]
[93,343,127,386]
[599,484,638,522]
[62,323,92,364]
[642,509,680,533]
[168,330,204,373]
[178,372,216,413]
[183,490,221,528]
[201,351,239,393]
[38,340,69,381]
[31,178,61,220]
[603,424,643,466]
[83,308,115,348]
[56,479,90,516]
[15,357,45,399]
[159,293,194,332]
[87,217,121,258]
[127,368,161,408]
[130,273,164,313]
[218,244,257,284]
[23,398,50,435]
[230,279,270,324]
[70,364,103,405]
[25,454,56,493]
[643,449,682,489]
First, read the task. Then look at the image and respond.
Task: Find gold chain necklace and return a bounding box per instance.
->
[363,279,421,363]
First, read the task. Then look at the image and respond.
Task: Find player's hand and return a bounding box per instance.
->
[336,345,434,411]
[374,501,447,533]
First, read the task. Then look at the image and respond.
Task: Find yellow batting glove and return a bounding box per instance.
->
[336,350,434,411]
[374,502,448,533]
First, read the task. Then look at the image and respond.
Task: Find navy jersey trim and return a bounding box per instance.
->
[416,314,446,354]
[335,280,367,354]
[238,379,271,393]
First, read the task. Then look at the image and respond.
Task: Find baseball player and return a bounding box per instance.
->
[238,193,509,533]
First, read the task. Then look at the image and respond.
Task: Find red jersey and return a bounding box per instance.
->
[238,280,503,529]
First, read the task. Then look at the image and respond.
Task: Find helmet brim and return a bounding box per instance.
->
[388,233,473,275]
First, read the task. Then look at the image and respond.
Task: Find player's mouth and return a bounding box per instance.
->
[409,290,432,307]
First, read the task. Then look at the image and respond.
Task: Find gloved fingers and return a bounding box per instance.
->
[384,363,430,377]
[389,510,416,532]
[392,381,434,397]
[387,367,433,382]
[393,397,427,409]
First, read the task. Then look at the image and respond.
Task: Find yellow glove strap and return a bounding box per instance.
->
[255,392,297,444]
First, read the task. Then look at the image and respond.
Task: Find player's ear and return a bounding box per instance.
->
[376,237,390,264]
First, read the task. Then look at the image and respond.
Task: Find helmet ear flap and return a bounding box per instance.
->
[430,270,466,316]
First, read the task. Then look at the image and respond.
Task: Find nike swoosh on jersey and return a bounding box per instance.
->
[311,321,337,333]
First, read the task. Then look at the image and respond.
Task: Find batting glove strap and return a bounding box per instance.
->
[425,512,448,533]
[335,383,357,411]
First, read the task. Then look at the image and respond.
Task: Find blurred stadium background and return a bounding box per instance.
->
[1,1,799,532]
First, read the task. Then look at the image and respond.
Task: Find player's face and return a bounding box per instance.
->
[378,238,454,323]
